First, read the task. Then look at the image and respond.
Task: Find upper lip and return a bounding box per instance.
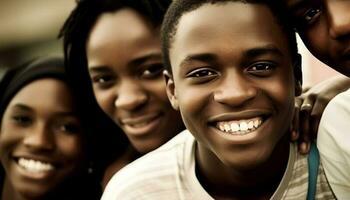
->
[207,109,271,123]
[120,112,162,125]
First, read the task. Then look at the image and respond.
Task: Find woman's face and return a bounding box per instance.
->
[86,8,184,153]
[0,78,86,199]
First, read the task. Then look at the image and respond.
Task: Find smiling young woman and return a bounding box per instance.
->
[0,57,101,200]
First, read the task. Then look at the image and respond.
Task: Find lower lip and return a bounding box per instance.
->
[123,115,162,137]
[212,120,268,144]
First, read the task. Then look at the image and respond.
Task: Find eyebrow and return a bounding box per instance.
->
[88,53,162,73]
[243,45,284,58]
[128,53,162,68]
[11,104,32,112]
[179,53,218,68]
[11,103,77,117]
[179,45,284,67]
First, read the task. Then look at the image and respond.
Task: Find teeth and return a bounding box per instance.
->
[254,120,260,128]
[224,124,230,132]
[248,121,254,129]
[18,158,54,173]
[216,117,263,135]
[230,123,239,132]
[240,121,248,131]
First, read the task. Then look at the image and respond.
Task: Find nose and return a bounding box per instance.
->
[327,1,350,39]
[114,80,148,111]
[213,71,257,107]
[23,123,54,150]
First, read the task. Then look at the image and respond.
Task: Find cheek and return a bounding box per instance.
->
[267,78,295,122]
[0,123,22,153]
[93,88,115,116]
[301,23,330,60]
[177,86,209,130]
[56,135,86,162]
[145,80,171,107]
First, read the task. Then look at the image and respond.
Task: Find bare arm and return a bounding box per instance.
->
[292,75,350,154]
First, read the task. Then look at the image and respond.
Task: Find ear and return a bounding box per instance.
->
[294,53,302,96]
[163,70,179,110]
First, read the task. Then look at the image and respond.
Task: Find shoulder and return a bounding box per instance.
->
[317,89,350,199]
[101,130,195,200]
[317,89,350,154]
[323,89,350,112]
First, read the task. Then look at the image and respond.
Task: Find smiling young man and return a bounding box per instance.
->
[101,0,335,199]
[281,0,350,198]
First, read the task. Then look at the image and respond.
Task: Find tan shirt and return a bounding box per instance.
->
[102,130,335,200]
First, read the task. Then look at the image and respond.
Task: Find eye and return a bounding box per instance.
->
[187,68,217,78]
[11,115,32,126]
[293,7,322,28]
[186,67,219,84]
[56,122,81,134]
[246,62,275,77]
[140,63,164,79]
[303,7,322,24]
[91,74,115,88]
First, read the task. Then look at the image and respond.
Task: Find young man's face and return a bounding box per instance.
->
[166,3,298,169]
[284,0,350,76]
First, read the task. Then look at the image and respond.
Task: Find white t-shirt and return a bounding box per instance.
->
[317,89,350,199]
[102,130,334,200]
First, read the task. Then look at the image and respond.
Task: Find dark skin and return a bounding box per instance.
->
[165,3,301,199]
[286,0,350,154]
[85,8,184,188]
[0,79,86,200]
[292,75,350,154]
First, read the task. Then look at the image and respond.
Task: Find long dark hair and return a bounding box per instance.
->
[59,0,172,180]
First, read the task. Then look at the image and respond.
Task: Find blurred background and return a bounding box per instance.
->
[0,0,75,76]
[0,0,342,87]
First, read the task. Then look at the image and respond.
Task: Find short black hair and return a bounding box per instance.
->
[161,0,302,83]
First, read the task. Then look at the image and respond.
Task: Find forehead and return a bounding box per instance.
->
[88,8,158,51]
[170,2,290,68]
[8,78,74,111]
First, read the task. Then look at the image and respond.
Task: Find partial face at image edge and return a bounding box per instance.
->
[284,0,350,76]
[0,78,86,199]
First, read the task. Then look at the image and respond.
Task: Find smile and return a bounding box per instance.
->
[216,117,263,135]
[121,113,163,135]
[124,117,158,128]
[17,158,55,173]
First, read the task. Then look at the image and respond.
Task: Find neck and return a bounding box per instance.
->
[101,144,140,188]
[195,136,290,199]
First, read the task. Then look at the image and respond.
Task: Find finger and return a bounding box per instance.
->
[298,142,310,155]
[298,97,314,153]
[298,110,311,154]
[300,96,314,138]
[309,99,327,140]
[291,98,302,141]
